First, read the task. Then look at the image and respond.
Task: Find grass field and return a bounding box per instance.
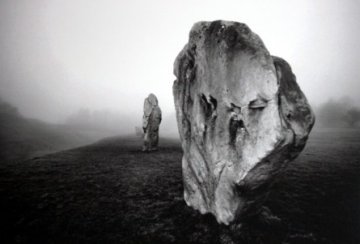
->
[0,112,91,162]
[0,128,359,243]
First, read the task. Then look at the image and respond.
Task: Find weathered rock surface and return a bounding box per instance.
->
[143,93,162,151]
[173,20,315,224]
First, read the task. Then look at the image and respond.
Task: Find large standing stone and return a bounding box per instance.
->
[173,21,315,224]
[142,93,162,151]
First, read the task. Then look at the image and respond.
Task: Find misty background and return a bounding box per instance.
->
[1,0,360,143]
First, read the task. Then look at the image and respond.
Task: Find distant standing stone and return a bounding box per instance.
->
[142,94,162,151]
[173,20,315,224]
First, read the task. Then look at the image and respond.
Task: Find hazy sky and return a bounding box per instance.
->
[0,0,359,123]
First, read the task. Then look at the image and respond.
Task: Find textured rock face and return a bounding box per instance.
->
[142,94,162,151]
[173,21,315,224]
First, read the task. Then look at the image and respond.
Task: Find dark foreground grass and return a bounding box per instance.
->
[0,129,359,244]
[0,137,228,244]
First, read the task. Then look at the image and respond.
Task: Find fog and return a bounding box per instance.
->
[314,97,360,128]
[1,0,360,135]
